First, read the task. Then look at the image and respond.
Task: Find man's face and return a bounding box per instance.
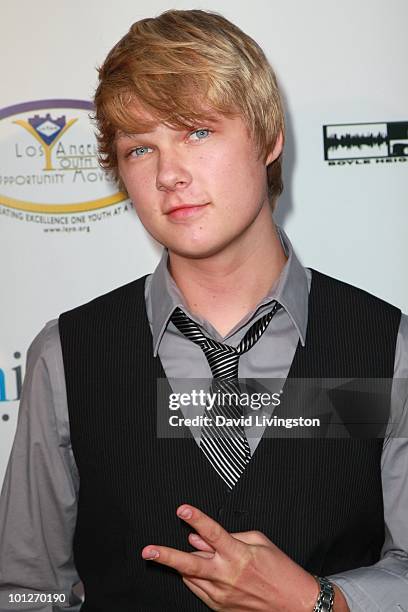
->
[116,110,281,260]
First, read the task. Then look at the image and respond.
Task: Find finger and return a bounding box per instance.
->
[141,545,210,578]
[177,504,240,555]
[191,551,215,559]
[229,531,272,546]
[189,533,215,553]
[189,530,271,552]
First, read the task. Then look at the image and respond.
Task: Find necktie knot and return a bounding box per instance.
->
[170,302,281,380]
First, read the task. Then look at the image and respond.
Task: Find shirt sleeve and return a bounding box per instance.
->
[329,313,408,612]
[0,321,82,612]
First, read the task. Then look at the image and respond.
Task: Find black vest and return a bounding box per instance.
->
[59,269,401,612]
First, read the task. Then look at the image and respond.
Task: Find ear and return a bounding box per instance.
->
[265,131,283,165]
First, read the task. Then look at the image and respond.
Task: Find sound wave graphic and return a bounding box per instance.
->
[326,132,388,151]
[323,122,394,160]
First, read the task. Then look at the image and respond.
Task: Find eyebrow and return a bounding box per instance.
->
[115,115,224,141]
[116,130,157,141]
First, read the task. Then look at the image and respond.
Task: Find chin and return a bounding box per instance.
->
[165,239,227,260]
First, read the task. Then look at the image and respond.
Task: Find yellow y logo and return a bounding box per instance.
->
[14,115,78,170]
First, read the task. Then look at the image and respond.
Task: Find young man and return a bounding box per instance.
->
[1,9,407,612]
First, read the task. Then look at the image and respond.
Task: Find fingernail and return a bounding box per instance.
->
[178,507,193,519]
[145,549,159,559]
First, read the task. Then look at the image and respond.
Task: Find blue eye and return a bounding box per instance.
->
[190,129,211,140]
[132,146,153,157]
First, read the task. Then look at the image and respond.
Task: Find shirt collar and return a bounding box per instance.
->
[272,226,308,347]
[148,225,309,356]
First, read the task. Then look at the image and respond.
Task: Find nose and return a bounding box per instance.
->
[155,149,192,192]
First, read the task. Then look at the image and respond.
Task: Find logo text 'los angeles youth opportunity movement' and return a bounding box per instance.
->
[0,99,127,215]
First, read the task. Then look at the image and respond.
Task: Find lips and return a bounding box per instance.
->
[164,203,209,220]
[165,203,207,215]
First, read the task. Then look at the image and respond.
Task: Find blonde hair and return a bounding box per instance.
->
[94,9,285,205]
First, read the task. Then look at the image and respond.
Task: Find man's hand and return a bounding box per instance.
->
[141,504,350,611]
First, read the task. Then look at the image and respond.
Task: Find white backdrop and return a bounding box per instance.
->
[1,0,407,486]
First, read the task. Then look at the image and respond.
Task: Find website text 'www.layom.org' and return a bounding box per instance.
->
[168,390,320,429]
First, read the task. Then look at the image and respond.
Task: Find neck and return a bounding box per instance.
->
[168,209,287,337]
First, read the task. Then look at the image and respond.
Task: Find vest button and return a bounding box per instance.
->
[217,507,224,518]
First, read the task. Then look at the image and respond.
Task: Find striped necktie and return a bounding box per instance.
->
[170,301,282,489]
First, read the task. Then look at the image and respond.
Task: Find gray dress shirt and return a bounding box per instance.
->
[0,228,407,612]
